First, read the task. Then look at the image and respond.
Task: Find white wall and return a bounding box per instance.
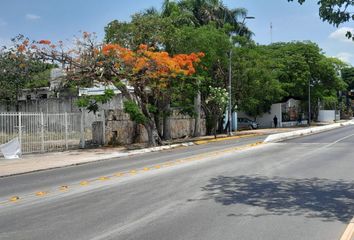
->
[318,110,335,122]
[238,103,282,128]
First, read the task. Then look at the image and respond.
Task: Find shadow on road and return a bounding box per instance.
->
[199,175,354,222]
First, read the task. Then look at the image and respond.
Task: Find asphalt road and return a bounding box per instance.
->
[1,126,354,240]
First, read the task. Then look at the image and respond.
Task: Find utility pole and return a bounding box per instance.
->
[308,78,311,126]
[228,49,232,136]
[227,16,255,136]
[270,22,273,44]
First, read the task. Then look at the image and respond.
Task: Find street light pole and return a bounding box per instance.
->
[228,16,255,136]
[308,77,311,126]
[228,48,232,136]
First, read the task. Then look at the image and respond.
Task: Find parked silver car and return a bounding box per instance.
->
[237,118,259,130]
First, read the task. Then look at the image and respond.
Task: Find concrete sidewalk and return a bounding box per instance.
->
[0,127,305,177]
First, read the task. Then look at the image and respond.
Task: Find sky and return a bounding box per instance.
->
[0,0,353,65]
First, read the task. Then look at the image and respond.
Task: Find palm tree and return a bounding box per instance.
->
[162,0,252,37]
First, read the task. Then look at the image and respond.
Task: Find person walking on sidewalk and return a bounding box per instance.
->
[273,115,278,128]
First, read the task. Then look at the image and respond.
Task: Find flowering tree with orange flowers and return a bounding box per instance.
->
[26,33,204,146]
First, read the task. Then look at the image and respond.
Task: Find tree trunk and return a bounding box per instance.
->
[213,115,218,139]
[193,91,201,137]
[144,119,162,147]
[163,102,171,140]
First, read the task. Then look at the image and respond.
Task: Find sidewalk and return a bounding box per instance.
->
[0,127,309,177]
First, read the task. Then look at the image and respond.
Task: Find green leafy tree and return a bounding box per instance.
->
[0,35,54,111]
[204,86,228,137]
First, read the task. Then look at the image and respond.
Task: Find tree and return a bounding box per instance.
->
[342,67,354,90]
[162,0,252,36]
[28,34,204,146]
[170,24,232,134]
[289,0,354,40]
[0,35,54,110]
[204,86,228,137]
[231,41,347,120]
[232,44,284,119]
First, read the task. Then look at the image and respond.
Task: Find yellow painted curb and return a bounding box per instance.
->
[340,218,354,240]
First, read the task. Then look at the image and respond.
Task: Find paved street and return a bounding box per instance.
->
[1,126,354,240]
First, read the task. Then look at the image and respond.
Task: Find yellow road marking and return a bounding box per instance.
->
[114,173,124,177]
[143,167,150,171]
[80,181,89,186]
[59,186,69,191]
[155,165,161,169]
[130,170,137,175]
[35,191,48,197]
[98,176,109,181]
[10,196,19,202]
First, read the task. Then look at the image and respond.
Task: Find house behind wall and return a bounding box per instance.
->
[238,103,282,128]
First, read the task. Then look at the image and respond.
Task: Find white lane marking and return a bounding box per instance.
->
[325,133,354,148]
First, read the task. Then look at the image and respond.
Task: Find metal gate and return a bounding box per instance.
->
[0,112,82,153]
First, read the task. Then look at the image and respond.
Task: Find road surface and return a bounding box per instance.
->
[0,127,354,240]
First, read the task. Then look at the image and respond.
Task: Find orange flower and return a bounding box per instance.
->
[102,44,119,55]
[17,45,26,52]
[38,40,51,45]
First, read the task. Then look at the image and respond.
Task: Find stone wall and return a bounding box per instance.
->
[104,109,206,145]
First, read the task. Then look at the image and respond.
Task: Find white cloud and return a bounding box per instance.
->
[25,14,41,21]
[335,52,353,64]
[329,27,354,43]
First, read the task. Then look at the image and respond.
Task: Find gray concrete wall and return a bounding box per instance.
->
[104,109,206,145]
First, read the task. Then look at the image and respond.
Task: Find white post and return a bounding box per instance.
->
[65,112,68,150]
[41,112,44,152]
[80,108,85,148]
[102,111,105,146]
[18,112,22,149]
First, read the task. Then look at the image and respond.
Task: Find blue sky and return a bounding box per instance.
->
[0,0,353,65]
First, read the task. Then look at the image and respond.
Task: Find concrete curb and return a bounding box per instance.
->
[339,217,354,240]
[264,120,354,143]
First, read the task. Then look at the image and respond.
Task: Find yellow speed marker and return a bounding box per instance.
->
[36,191,48,197]
[98,176,109,181]
[114,172,124,177]
[10,196,20,202]
[59,186,69,191]
[80,181,89,186]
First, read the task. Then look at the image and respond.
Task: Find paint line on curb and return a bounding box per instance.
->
[194,133,261,145]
